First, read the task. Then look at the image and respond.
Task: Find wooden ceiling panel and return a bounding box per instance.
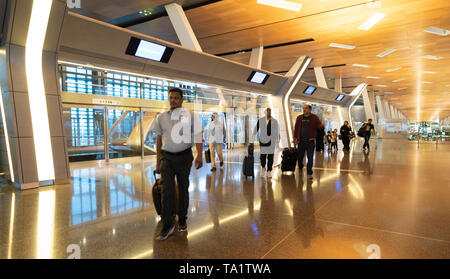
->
[75,0,450,120]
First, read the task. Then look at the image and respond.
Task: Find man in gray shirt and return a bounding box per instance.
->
[150,88,203,240]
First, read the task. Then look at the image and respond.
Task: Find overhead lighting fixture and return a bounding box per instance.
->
[358,12,386,30]
[423,81,433,84]
[329,43,355,50]
[376,85,387,87]
[367,76,380,79]
[422,55,442,60]
[377,49,396,57]
[398,87,407,90]
[386,67,401,72]
[424,27,449,36]
[392,78,404,82]
[352,64,370,68]
[424,71,436,74]
[384,92,393,94]
[257,0,302,11]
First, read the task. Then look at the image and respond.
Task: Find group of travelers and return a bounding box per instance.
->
[150,87,376,240]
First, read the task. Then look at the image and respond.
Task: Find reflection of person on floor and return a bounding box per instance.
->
[206,112,226,172]
[256,180,276,240]
[206,170,223,227]
[293,177,323,248]
[243,179,255,216]
[358,149,372,175]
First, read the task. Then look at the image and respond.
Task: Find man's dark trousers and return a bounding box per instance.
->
[342,137,350,150]
[160,150,193,229]
[260,153,274,171]
[363,134,371,149]
[298,139,315,174]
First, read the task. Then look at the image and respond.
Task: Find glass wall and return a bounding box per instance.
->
[408,121,449,141]
[59,63,269,162]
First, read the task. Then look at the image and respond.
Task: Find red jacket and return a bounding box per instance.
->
[294,114,322,142]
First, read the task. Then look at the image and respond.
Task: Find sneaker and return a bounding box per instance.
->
[178,219,187,232]
[156,223,175,241]
[266,170,272,178]
[220,161,224,167]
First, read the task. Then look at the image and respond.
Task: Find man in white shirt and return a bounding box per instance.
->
[206,112,226,172]
[150,88,203,240]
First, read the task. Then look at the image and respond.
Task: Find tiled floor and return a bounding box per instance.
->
[0,139,449,259]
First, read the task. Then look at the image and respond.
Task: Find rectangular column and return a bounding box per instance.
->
[165,3,202,51]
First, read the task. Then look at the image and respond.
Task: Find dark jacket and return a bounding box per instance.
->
[294,114,322,142]
[340,125,352,138]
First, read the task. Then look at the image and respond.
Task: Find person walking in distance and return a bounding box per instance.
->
[293,104,323,178]
[331,129,338,151]
[361,118,376,151]
[253,108,280,178]
[316,124,325,152]
[340,121,352,151]
[150,88,203,240]
[206,112,226,171]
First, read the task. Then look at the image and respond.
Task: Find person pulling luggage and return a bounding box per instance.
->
[293,104,323,178]
[361,118,376,151]
[150,87,203,241]
[253,108,279,178]
[205,112,226,171]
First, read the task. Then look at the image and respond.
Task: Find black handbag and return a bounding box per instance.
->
[205,148,211,163]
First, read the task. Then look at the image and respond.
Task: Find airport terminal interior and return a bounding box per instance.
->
[0,0,449,259]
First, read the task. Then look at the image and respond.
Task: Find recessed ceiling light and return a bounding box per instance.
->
[423,81,433,84]
[422,55,442,60]
[358,13,386,31]
[377,49,396,57]
[424,27,449,36]
[384,92,393,94]
[376,85,387,87]
[401,94,409,96]
[398,87,407,90]
[386,67,401,72]
[352,64,370,68]
[329,43,355,50]
[257,0,302,12]
[367,76,380,79]
[424,71,436,74]
[392,78,404,82]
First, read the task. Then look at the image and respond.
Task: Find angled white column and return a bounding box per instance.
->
[314,67,328,88]
[249,46,263,69]
[390,104,397,119]
[272,56,312,148]
[334,73,342,92]
[165,3,202,51]
[384,100,392,120]
[362,88,376,124]
[375,95,386,120]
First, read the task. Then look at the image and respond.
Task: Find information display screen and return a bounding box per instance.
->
[247,71,269,84]
[126,37,174,63]
[303,86,316,95]
[335,94,345,101]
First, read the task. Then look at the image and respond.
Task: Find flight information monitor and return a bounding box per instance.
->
[303,86,316,95]
[126,37,174,63]
[247,71,269,84]
[335,94,345,101]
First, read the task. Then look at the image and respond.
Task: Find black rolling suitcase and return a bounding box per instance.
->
[242,144,254,179]
[281,147,297,173]
[152,171,178,216]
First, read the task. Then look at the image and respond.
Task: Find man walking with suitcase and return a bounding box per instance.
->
[253,108,279,178]
[150,88,203,240]
[361,118,376,151]
[293,104,323,178]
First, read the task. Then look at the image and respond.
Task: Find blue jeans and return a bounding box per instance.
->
[298,140,315,174]
[363,134,371,149]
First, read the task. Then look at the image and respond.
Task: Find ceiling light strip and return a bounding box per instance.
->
[358,13,386,31]
[25,0,55,181]
[377,49,396,57]
[329,43,355,49]
[257,0,302,12]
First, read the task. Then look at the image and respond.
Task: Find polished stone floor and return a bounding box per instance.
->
[0,139,449,259]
